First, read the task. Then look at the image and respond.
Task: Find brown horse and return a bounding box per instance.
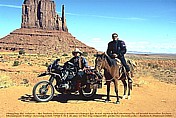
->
[95,53,132,104]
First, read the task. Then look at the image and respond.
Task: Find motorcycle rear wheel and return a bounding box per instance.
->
[33,80,54,102]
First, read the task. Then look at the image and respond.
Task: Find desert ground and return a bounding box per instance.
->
[0,52,176,118]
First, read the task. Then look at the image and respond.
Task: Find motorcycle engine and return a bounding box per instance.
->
[66,72,75,80]
[60,83,70,90]
[55,66,76,92]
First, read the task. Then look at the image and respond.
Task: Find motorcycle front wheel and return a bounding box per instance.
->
[33,80,54,102]
[79,84,97,98]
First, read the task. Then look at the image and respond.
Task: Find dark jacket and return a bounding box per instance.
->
[107,40,127,58]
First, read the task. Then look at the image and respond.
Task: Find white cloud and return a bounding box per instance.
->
[1,3,146,21]
[127,41,176,53]
[0,4,21,9]
[86,38,108,52]
[56,11,147,21]
[86,39,176,54]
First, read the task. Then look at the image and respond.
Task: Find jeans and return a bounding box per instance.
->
[118,55,130,72]
[72,71,86,85]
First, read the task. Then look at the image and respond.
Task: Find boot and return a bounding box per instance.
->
[127,71,133,83]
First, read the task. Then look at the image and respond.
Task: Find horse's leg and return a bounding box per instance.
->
[121,79,127,99]
[127,81,132,99]
[105,81,111,102]
[114,79,120,104]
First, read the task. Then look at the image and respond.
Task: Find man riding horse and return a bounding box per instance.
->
[107,33,133,83]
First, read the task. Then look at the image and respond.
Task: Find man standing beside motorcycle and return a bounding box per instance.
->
[68,48,88,90]
[32,48,99,102]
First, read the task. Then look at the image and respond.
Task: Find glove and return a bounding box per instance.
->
[112,54,118,58]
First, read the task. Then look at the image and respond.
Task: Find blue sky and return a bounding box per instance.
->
[0,0,176,53]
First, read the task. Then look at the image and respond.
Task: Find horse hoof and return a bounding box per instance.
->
[122,95,127,99]
[105,99,110,103]
[115,101,120,104]
[105,101,109,103]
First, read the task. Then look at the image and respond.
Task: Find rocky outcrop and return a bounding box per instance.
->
[21,0,68,31]
[0,28,96,54]
[0,0,97,54]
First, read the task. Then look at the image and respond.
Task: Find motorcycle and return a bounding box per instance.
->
[33,59,102,102]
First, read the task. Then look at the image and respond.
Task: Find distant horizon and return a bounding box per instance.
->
[0,0,176,54]
[0,27,176,55]
[127,51,176,55]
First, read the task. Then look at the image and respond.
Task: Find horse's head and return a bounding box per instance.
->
[95,53,107,72]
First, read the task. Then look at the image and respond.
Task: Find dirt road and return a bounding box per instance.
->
[0,76,176,118]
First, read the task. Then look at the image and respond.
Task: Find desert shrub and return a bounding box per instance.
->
[13,60,20,66]
[148,63,158,68]
[20,79,29,84]
[19,49,25,55]
[82,52,88,57]
[43,62,49,67]
[148,63,152,67]
[153,64,158,68]
[62,53,68,56]
[0,74,13,88]
[28,62,33,66]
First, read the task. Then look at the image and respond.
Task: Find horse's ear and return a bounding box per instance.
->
[94,52,103,57]
[101,52,106,58]
[102,52,107,57]
[103,52,108,56]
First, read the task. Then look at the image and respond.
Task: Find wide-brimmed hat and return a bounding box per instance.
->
[72,48,82,55]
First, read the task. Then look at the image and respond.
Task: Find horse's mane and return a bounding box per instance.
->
[103,53,118,67]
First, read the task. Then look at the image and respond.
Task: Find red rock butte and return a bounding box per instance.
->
[0,0,97,54]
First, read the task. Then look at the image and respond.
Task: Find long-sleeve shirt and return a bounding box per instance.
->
[69,56,88,69]
[107,40,127,58]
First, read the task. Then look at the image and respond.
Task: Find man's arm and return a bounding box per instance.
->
[107,42,118,58]
[82,57,88,68]
[68,57,74,63]
[107,42,113,58]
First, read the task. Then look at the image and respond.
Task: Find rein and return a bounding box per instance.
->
[104,71,123,82]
